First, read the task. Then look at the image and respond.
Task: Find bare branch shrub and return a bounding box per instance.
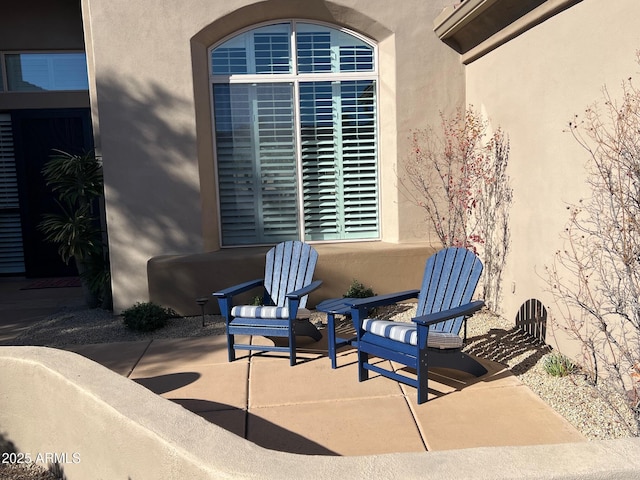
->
[399,107,512,311]
[546,71,640,435]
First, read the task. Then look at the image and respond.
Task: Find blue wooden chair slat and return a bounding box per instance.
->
[349,247,486,404]
[423,248,461,314]
[418,248,481,335]
[287,242,313,307]
[271,242,288,305]
[266,241,314,308]
[213,241,322,366]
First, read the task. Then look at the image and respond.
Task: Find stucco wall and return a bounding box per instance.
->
[82,0,464,312]
[2,346,640,479]
[148,242,436,315]
[464,0,640,352]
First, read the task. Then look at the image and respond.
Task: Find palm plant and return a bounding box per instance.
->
[38,149,111,308]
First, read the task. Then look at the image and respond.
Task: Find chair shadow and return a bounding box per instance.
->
[394,359,527,402]
[134,373,337,455]
[464,325,551,375]
[172,399,338,456]
[133,372,201,394]
[245,413,339,455]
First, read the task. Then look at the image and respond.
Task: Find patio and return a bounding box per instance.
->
[0,279,585,456]
[70,334,585,455]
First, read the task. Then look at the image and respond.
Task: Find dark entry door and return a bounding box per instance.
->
[11,108,94,278]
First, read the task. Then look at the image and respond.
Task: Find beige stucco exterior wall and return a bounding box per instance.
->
[464,0,640,352]
[82,0,464,312]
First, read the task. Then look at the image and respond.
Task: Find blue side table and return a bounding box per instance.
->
[316,298,358,369]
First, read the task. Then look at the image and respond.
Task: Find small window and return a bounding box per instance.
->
[4,53,89,92]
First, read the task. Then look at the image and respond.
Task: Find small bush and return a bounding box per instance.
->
[543,352,576,377]
[250,295,263,306]
[122,302,177,332]
[344,279,376,299]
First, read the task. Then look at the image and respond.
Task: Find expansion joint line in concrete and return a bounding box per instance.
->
[404,392,429,451]
[125,339,153,378]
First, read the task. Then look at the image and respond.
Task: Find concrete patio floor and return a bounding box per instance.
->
[0,278,586,456]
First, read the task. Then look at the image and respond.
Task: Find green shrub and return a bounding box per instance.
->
[250,295,263,306]
[122,302,177,332]
[543,352,576,377]
[344,279,376,299]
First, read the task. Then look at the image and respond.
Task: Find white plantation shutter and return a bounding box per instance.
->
[211,21,378,246]
[341,80,378,238]
[211,47,247,75]
[255,83,298,240]
[214,83,298,245]
[301,80,378,240]
[0,113,25,274]
[297,30,331,73]
[253,30,291,74]
[300,82,339,239]
[211,24,291,76]
[214,84,255,244]
[296,23,375,74]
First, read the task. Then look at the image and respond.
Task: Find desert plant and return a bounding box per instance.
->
[399,107,512,311]
[344,279,376,298]
[122,302,177,332]
[38,149,111,308]
[546,59,640,435]
[543,352,576,377]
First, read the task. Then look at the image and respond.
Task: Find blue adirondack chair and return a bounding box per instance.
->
[213,241,323,366]
[349,247,486,404]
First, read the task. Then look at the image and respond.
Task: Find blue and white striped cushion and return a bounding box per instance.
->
[231,305,311,320]
[362,319,463,349]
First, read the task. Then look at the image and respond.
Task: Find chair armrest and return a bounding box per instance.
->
[412,300,485,327]
[212,278,264,299]
[346,290,420,309]
[285,280,323,322]
[286,280,323,300]
[348,290,420,332]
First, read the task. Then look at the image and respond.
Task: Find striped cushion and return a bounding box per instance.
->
[362,319,463,349]
[231,305,311,320]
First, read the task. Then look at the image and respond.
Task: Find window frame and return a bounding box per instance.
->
[0,50,89,93]
[209,20,381,247]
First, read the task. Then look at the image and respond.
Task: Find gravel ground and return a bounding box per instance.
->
[5,302,638,457]
[0,463,60,480]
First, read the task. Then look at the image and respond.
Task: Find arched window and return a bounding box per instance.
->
[210,21,378,246]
